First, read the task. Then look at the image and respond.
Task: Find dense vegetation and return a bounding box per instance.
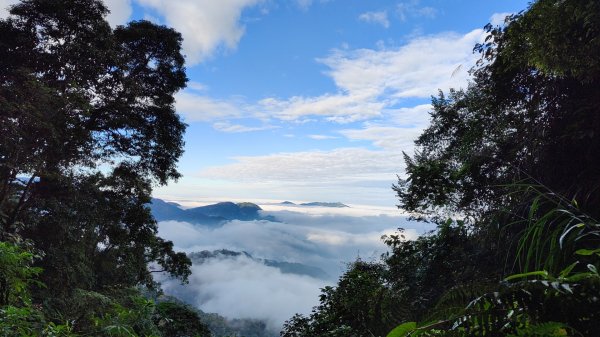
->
[282,0,600,336]
[0,0,212,335]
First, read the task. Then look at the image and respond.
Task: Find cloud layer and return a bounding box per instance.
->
[199,148,404,183]
[159,254,326,331]
[156,206,430,329]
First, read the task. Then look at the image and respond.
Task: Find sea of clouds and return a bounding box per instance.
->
[156,204,433,331]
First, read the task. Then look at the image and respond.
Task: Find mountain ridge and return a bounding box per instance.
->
[150,198,275,225]
[278,201,350,208]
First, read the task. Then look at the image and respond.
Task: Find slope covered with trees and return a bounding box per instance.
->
[0,0,211,335]
[282,0,600,336]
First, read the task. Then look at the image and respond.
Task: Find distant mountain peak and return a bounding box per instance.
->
[149,198,273,225]
[189,249,252,260]
[300,202,349,208]
[278,201,349,208]
[236,202,262,210]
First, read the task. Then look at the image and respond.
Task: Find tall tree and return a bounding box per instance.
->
[395,0,600,223]
[0,0,190,297]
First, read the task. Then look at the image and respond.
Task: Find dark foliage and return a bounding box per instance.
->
[154,301,212,337]
[395,0,600,223]
[0,0,190,300]
[0,0,201,335]
[281,259,398,337]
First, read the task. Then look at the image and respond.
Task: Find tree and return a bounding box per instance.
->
[0,0,190,299]
[383,0,600,335]
[382,222,502,322]
[385,198,600,337]
[282,224,505,337]
[281,260,398,337]
[395,0,600,223]
[0,241,41,307]
[154,301,212,337]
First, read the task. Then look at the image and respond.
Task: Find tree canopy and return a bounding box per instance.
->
[395,0,600,223]
[0,0,199,335]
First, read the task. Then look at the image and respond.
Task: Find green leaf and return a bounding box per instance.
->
[575,248,600,256]
[387,322,417,337]
[559,262,578,279]
[505,270,550,281]
[572,199,579,209]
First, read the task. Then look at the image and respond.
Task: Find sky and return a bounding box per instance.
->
[1,0,530,207]
[142,0,530,208]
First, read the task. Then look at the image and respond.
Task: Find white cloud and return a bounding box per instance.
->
[320,29,483,99]
[339,104,432,151]
[141,6,482,210]
[199,147,403,183]
[308,134,338,140]
[175,91,243,122]
[104,0,133,26]
[154,189,431,331]
[295,0,313,10]
[154,208,429,331]
[160,25,486,207]
[135,0,263,64]
[212,121,278,133]
[490,12,513,26]
[389,104,432,127]
[155,175,402,208]
[251,29,481,123]
[187,82,209,92]
[359,11,390,28]
[260,203,405,217]
[294,0,330,10]
[195,101,439,201]
[160,255,326,331]
[170,29,480,125]
[192,103,435,204]
[397,0,438,21]
[259,93,385,123]
[157,209,424,276]
[341,126,422,151]
[0,0,18,18]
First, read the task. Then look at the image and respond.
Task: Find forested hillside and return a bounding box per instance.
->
[282,0,600,336]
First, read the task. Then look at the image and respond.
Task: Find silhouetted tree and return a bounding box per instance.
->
[0,0,190,298]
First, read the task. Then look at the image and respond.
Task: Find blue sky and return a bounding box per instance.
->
[4,0,531,206]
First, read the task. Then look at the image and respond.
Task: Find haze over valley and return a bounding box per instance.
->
[152,198,430,331]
